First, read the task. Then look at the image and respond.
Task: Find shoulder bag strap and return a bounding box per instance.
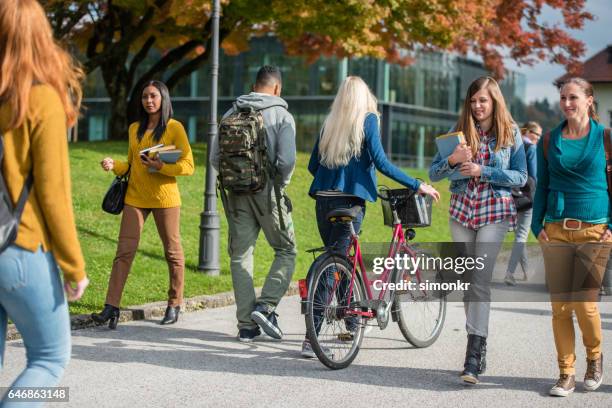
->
[543,131,551,162]
[0,135,33,219]
[604,128,612,203]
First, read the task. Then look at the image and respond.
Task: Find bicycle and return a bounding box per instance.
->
[300,188,447,369]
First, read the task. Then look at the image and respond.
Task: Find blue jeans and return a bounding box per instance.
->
[0,246,71,408]
[506,209,533,276]
[308,196,366,336]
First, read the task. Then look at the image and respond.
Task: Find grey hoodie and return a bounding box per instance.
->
[211,92,296,186]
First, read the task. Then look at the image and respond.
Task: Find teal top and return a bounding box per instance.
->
[531,119,611,237]
[560,136,588,168]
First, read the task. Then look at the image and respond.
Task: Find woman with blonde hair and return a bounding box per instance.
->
[302,76,439,357]
[429,76,527,384]
[0,0,89,402]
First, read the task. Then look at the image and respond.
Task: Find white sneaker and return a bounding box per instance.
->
[504,273,516,286]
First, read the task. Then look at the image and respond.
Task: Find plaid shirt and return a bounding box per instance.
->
[449,129,516,230]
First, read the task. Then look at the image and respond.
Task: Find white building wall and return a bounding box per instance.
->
[595,82,612,127]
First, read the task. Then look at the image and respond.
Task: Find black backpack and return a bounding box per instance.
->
[0,135,33,254]
[511,143,536,212]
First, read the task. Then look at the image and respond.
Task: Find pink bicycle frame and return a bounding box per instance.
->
[344,222,422,308]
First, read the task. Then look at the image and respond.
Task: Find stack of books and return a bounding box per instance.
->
[139,144,182,173]
[435,131,469,181]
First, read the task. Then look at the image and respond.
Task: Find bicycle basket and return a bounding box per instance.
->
[379,187,433,228]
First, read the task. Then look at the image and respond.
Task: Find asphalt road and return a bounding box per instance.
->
[1,253,611,407]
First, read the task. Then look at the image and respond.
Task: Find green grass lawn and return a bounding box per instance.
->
[68,141,532,314]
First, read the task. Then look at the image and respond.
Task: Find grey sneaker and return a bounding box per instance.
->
[301,340,316,358]
[549,374,575,397]
[504,273,516,286]
[301,339,333,359]
[584,354,603,391]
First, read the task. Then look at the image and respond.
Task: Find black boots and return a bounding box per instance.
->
[91,304,120,329]
[160,306,180,325]
[461,334,487,384]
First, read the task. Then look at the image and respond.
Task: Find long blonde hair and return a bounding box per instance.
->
[318,76,379,168]
[456,76,515,155]
[0,0,83,130]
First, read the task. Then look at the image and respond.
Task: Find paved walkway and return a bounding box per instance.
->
[1,295,611,407]
[2,249,611,407]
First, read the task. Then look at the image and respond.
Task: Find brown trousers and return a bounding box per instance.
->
[541,222,609,374]
[105,205,184,307]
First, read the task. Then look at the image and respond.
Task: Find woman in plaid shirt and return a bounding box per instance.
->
[429,76,527,384]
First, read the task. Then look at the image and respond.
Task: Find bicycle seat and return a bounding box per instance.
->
[326,206,362,223]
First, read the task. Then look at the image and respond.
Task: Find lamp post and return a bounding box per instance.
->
[198,0,221,275]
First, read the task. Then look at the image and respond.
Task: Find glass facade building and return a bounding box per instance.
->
[81,36,526,168]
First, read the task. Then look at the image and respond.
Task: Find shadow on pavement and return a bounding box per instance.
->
[67,321,612,395]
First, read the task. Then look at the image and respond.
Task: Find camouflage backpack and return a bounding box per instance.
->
[218,105,271,194]
[218,103,287,229]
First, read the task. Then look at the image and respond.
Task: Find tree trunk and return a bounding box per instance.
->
[109,96,129,141]
[100,58,131,141]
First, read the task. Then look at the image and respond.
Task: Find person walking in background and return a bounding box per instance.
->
[602,258,612,295]
[0,0,89,405]
[532,77,609,397]
[429,76,527,384]
[92,80,194,328]
[211,66,297,343]
[304,76,440,357]
[505,121,541,285]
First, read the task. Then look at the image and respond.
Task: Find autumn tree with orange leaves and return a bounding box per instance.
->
[42,0,592,139]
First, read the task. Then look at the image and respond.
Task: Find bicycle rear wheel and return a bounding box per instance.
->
[394,266,447,348]
[304,253,365,370]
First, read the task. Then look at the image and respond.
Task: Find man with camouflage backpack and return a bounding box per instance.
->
[211,65,297,342]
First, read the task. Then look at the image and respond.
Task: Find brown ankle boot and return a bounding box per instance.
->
[584,354,603,391]
[549,374,575,397]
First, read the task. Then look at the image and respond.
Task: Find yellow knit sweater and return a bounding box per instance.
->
[0,85,85,283]
[112,119,194,208]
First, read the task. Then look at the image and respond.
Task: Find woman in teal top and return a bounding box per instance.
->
[531,119,611,232]
[531,77,609,397]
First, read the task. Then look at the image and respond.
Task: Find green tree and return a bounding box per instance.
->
[42,0,593,139]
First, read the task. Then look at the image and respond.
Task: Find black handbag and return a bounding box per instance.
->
[511,175,535,212]
[102,165,130,215]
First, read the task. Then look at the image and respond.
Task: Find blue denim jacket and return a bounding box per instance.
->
[428,126,527,197]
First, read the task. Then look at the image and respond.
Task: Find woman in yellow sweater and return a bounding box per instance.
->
[0,0,89,400]
[92,80,194,328]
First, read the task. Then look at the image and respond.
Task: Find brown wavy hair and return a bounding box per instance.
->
[0,0,83,130]
[456,76,515,155]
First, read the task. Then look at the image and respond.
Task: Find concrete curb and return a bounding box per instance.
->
[5,282,300,342]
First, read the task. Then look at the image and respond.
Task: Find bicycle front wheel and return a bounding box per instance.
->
[305,254,365,370]
[394,267,447,348]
